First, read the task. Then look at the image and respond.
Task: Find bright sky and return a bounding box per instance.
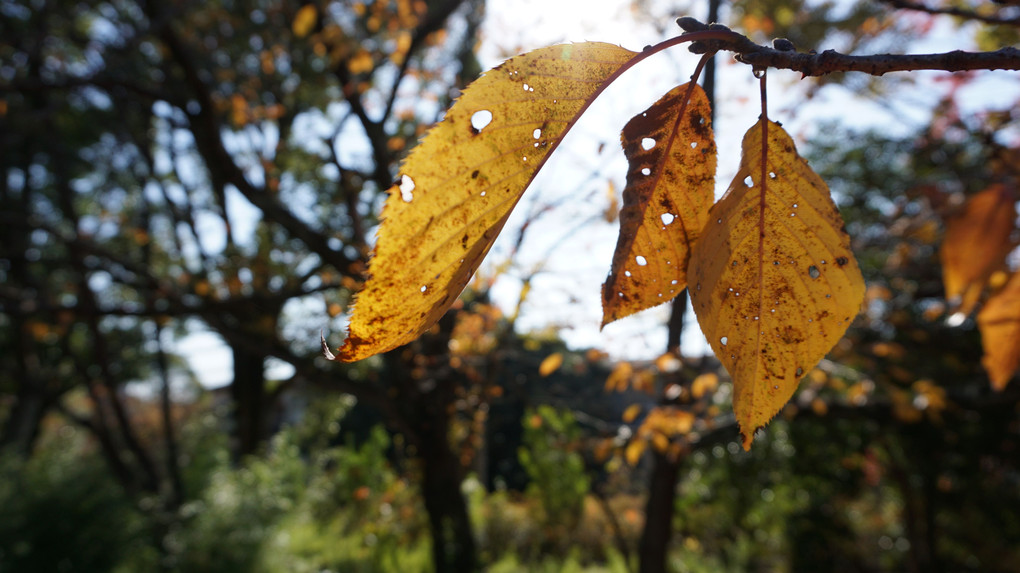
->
[175,0,1020,388]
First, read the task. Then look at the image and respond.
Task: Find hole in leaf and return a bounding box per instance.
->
[769,171,777,179]
[690,141,698,149]
[793,203,798,208]
[533,128,542,139]
[744,175,754,187]
[720,336,728,346]
[470,110,493,132]
[420,285,427,293]
[641,137,655,150]
[399,174,415,202]
[641,167,651,176]
[796,367,803,376]
[635,255,648,266]
[808,265,820,279]
[671,279,678,285]
[624,270,632,277]
[660,213,675,225]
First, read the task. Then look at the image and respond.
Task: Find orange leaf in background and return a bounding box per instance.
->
[624,439,646,466]
[538,352,564,377]
[336,43,637,361]
[689,119,865,450]
[940,184,1017,316]
[604,361,634,392]
[348,49,375,74]
[622,403,642,423]
[977,270,1020,390]
[601,82,716,326]
[690,372,718,399]
[292,4,318,38]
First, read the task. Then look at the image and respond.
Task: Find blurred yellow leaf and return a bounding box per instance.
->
[622,403,642,423]
[689,119,865,450]
[941,184,1017,315]
[601,83,715,326]
[690,372,718,399]
[292,4,318,38]
[977,270,1020,390]
[337,43,636,361]
[348,49,375,74]
[538,352,564,377]
[624,439,646,466]
[652,432,670,453]
[604,361,634,392]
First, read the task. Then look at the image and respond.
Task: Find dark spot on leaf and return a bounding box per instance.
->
[836,256,849,267]
[471,170,479,179]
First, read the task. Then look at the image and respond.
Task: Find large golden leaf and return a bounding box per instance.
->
[940,184,1017,316]
[977,270,1020,391]
[338,43,637,361]
[601,83,716,326]
[689,119,865,449]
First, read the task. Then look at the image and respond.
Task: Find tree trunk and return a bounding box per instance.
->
[418,414,479,573]
[638,451,681,573]
[0,380,47,456]
[230,345,268,461]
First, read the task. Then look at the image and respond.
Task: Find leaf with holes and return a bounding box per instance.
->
[601,82,716,326]
[941,183,1017,316]
[336,43,637,361]
[977,270,1020,391]
[688,119,865,450]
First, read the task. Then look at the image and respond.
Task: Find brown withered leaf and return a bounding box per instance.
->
[337,43,637,361]
[940,183,1017,316]
[601,82,716,326]
[977,270,1020,391]
[688,119,865,450]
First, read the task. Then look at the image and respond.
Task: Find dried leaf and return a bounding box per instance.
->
[690,372,718,399]
[292,5,318,38]
[624,439,646,466]
[338,43,637,361]
[622,403,642,423]
[940,184,1017,315]
[538,352,564,377]
[601,83,716,325]
[604,361,634,392]
[977,270,1020,390]
[689,119,865,450]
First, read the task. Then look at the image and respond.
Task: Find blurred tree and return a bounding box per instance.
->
[0,0,488,570]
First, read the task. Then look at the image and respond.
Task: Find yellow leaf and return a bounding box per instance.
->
[338,43,637,361]
[601,83,715,325]
[622,403,642,423]
[604,361,634,392]
[348,49,375,74]
[538,352,564,377]
[652,432,670,453]
[689,119,865,450]
[941,184,1017,315]
[690,372,718,399]
[292,4,318,38]
[624,439,646,466]
[977,270,1020,390]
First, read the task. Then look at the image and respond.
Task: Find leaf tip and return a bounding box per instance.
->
[320,330,337,361]
[739,425,764,451]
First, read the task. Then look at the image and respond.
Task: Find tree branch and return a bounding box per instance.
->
[880,0,1020,27]
[673,19,1020,76]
